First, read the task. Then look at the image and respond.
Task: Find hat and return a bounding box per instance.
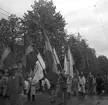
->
[0,69,5,74]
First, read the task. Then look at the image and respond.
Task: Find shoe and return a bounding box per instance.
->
[50,100,56,104]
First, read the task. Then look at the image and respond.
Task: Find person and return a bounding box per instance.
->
[58,70,68,105]
[50,82,57,104]
[67,75,72,99]
[24,80,29,95]
[7,64,24,105]
[78,72,86,100]
[93,77,96,94]
[72,73,79,96]
[44,78,51,94]
[96,74,103,95]
[31,72,36,102]
[88,73,94,95]
[0,69,6,105]
[27,76,32,102]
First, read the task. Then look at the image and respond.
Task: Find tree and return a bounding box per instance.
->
[97,55,108,75]
[22,0,66,62]
[0,15,21,51]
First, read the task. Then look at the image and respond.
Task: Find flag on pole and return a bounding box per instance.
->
[44,33,58,85]
[64,54,69,75]
[0,43,16,69]
[24,34,37,73]
[32,61,44,83]
[37,52,46,70]
[52,48,60,64]
[68,47,74,77]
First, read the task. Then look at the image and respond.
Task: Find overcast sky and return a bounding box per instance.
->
[0,0,108,57]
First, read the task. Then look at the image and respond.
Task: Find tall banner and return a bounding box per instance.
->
[64,54,69,75]
[44,33,58,85]
[68,47,74,77]
[1,43,16,69]
[32,61,44,83]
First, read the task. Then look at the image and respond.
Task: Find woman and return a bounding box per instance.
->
[78,72,86,100]
[67,75,72,99]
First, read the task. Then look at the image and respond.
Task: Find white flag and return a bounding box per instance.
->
[52,48,60,64]
[68,47,74,77]
[1,47,10,62]
[64,55,69,75]
[32,61,44,82]
[37,52,46,69]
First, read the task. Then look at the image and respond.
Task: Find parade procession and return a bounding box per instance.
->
[1,0,108,105]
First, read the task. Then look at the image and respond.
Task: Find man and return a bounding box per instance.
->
[67,75,72,99]
[58,70,68,105]
[88,73,94,95]
[7,64,24,105]
[96,73,103,95]
[0,69,6,105]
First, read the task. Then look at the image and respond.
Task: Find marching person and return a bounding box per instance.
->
[67,75,72,99]
[31,72,36,102]
[78,72,86,100]
[96,73,103,95]
[72,73,79,96]
[88,73,94,95]
[58,70,68,105]
[7,64,24,105]
[0,69,6,105]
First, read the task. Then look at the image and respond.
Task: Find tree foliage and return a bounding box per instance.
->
[0,0,108,75]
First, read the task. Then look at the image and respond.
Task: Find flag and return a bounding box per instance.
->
[0,44,16,69]
[64,54,69,75]
[52,48,60,64]
[68,47,74,77]
[24,34,37,73]
[32,61,44,83]
[37,52,46,70]
[44,33,58,85]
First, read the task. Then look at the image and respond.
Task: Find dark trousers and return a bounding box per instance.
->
[27,90,31,101]
[0,96,6,105]
[60,88,67,105]
[32,95,35,101]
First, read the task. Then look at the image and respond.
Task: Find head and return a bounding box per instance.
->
[0,69,5,78]
[80,72,84,77]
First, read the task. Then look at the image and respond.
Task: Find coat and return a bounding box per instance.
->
[7,73,24,105]
[78,76,86,93]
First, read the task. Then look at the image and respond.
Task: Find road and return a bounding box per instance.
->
[24,93,108,105]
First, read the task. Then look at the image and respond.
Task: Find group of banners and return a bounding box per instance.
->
[0,33,75,84]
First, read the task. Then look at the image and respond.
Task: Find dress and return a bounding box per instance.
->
[78,76,86,93]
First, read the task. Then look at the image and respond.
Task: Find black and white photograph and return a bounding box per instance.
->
[0,0,108,105]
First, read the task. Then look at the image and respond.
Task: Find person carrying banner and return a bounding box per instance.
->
[7,64,24,105]
[58,70,68,105]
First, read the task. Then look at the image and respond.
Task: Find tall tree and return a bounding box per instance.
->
[22,0,66,62]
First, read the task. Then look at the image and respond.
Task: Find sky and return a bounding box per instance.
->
[0,0,108,57]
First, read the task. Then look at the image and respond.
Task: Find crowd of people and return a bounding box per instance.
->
[0,64,108,105]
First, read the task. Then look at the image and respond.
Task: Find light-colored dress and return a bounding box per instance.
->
[78,76,86,93]
[31,80,36,96]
